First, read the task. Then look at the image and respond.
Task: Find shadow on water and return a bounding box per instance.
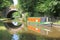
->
[18,33,60,40]
[19,33,36,40]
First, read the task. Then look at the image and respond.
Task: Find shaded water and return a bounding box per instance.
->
[11,32,60,40]
[11,26,60,40]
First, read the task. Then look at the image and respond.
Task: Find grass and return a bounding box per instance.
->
[19,33,47,40]
[53,20,60,24]
[0,21,12,40]
[0,21,7,30]
[0,21,4,26]
[0,30,12,40]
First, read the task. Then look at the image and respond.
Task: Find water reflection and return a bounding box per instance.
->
[12,33,19,40]
[20,33,36,40]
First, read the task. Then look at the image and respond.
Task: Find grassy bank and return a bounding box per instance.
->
[0,30,12,40]
[53,20,60,24]
[0,21,12,40]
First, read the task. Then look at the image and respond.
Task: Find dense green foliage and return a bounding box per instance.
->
[12,12,22,26]
[18,0,60,17]
[0,0,13,10]
[0,0,60,17]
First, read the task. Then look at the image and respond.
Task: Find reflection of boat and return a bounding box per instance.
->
[27,17,52,36]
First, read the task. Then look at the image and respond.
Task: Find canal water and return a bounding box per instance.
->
[11,31,60,40]
[12,33,19,40]
[11,33,44,40]
[11,26,60,40]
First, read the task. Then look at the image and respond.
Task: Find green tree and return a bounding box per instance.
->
[0,0,60,17]
[18,0,59,17]
[35,0,57,16]
[0,0,13,11]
